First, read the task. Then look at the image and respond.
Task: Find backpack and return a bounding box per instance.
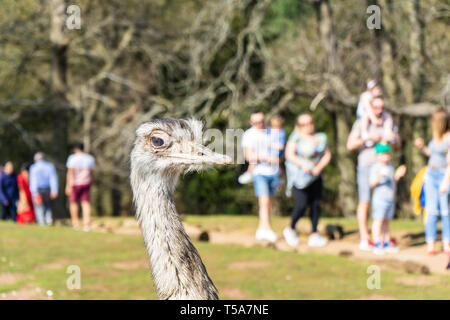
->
[410,166,427,224]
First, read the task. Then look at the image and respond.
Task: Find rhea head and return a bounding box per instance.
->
[131,118,231,181]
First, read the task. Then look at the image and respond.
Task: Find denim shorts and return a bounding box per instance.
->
[371,199,394,220]
[424,168,449,217]
[253,174,279,197]
[357,165,373,203]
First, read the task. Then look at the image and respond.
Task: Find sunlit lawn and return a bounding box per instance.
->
[0,218,448,300]
[183,214,425,234]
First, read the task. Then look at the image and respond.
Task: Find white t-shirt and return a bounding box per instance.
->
[241,127,279,176]
[66,153,96,186]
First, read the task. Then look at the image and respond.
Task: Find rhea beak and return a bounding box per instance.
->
[169,143,232,165]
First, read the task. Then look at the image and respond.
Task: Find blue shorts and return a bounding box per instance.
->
[371,199,394,220]
[357,165,373,203]
[253,174,279,197]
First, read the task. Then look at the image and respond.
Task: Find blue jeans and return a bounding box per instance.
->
[424,169,450,243]
[33,188,53,226]
[253,174,279,197]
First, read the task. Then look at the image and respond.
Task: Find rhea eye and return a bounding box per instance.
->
[151,137,164,147]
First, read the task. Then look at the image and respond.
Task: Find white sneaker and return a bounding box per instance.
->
[359,239,373,251]
[238,171,253,184]
[283,227,299,247]
[83,226,91,232]
[383,241,399,253]
[255,229,278,243]
[307,233,327,247]
[373,243,385,255]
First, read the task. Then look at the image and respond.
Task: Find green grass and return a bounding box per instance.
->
[0,220,448,300]
[183,214,425,234]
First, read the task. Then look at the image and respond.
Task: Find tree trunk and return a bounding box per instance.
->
[406,0,427,219]
[83,100,98,153]
[408,0,426,103]
[112,175,122,217]
[335,109,357,216]
[49,0,70,219]
[314,0,356,215]
[314,0,339,74]
[377,0,398,101]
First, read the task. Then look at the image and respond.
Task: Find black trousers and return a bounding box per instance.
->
[290,177,322,232]
[2,202,17,222]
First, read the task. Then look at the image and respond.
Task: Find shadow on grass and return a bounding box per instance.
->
[400,231,444,247]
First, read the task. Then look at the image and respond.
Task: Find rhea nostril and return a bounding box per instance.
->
[198,152,205,156]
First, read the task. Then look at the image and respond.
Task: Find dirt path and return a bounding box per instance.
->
[91,219,450,275]
[206,228,449,274]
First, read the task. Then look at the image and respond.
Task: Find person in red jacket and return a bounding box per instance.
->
[17,163,35,224]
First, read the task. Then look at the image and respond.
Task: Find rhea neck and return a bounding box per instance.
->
[131,165,218,300]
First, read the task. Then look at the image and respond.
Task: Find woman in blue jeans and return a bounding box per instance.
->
[415,108,450,255]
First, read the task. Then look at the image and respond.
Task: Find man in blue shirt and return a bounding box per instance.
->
[29,152,58,225]
[0,162,19,222]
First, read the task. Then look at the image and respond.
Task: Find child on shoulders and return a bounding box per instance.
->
[357,79,395,146]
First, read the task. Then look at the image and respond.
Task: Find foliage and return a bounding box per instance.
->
[0,0,448,217]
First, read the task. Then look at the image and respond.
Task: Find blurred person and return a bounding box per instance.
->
[17,163,35,224]
[30,152,58,226]
[347,97,401,251]
[268,115,286,159]
[369,143,406,255]
[65,142,95,232]
[239,115,286,185]
[239,114,264,185]
[241,111,280,242]
[414,108,450,255]
[283,114,331,247]
[268,115,287,185]
[357,79,394,146]
[0,161,19,222]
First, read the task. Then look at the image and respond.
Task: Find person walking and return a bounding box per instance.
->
[29,152,58,226]
[65,142,95,231]
[346,97,401,251]
[242,111,280,243]
[414,108,450,255]
[0,161,19,222]
[283,113,331,247]
[17,163,35,224]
